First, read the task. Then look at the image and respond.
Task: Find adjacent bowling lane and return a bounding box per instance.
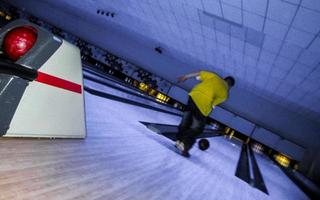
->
[253,152,309,200]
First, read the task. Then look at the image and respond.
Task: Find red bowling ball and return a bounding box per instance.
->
[3,26,37,61]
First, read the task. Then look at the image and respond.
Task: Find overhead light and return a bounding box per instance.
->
[96,9,115,18]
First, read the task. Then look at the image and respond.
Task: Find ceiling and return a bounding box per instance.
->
[4,0,320,126]
[92,0,320,123]
[38,0,320,122]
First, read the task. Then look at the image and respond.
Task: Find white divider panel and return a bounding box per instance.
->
[6,41,86,138]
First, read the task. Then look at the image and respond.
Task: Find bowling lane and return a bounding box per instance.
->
[84,87,268,200]
[253,151,309,200]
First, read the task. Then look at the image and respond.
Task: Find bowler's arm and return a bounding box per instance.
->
[177,71,200,83]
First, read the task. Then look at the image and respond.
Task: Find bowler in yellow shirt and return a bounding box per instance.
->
[176,71,235,157]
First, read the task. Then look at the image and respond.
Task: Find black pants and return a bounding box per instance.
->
[177,97,206,151]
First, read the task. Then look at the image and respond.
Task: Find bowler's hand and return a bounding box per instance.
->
[178,75,187,83]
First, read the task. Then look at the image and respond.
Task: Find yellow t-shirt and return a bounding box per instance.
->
[189,71,228,116]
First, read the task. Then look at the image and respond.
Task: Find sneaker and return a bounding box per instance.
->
[175,140,190,158]
[175,140,181,148]
[175,140,184,151]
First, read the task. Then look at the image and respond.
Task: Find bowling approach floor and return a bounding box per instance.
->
[0,86,309,200]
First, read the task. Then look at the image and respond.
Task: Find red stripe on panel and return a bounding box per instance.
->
[35,71,82,94]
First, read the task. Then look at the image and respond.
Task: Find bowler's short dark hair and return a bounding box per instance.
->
[224,76,235,87]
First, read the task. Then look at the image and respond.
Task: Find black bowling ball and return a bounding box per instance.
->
[198,139,210,151]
